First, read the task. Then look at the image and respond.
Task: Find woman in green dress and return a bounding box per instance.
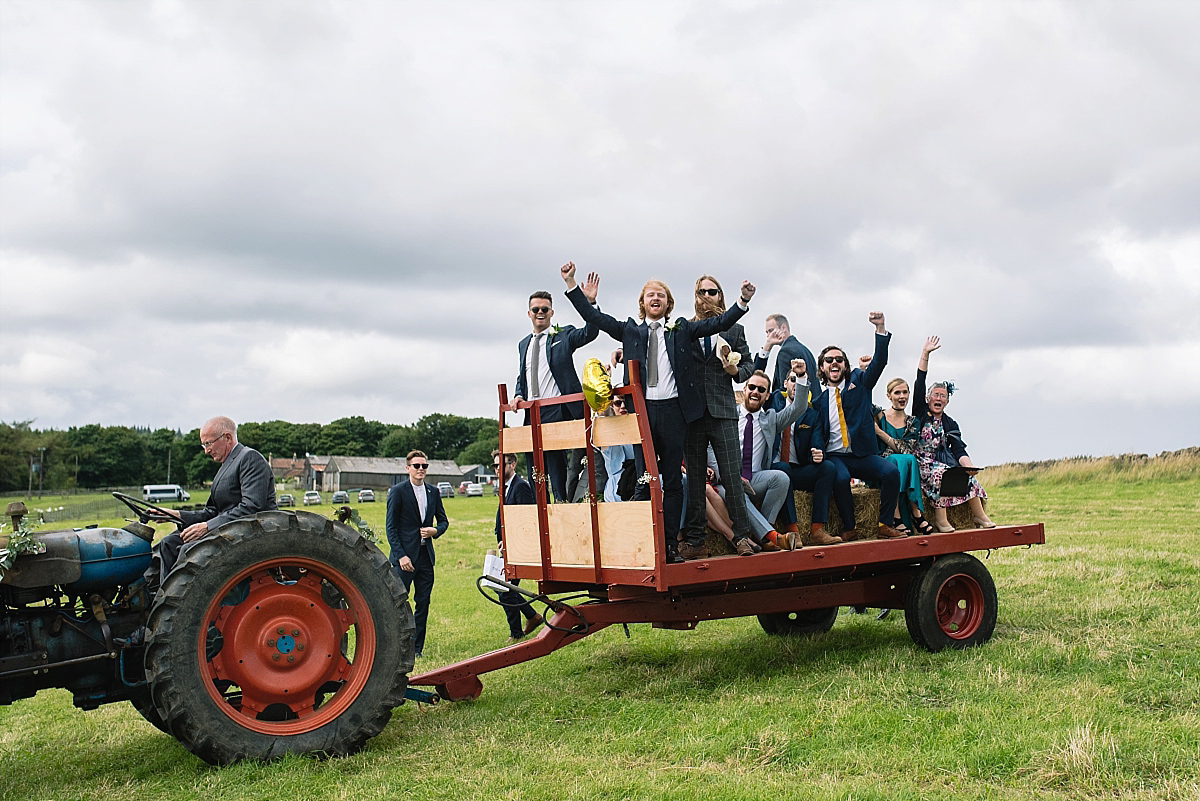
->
[874,377,935,534]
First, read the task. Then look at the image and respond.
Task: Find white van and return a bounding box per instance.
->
[143,484,191,502]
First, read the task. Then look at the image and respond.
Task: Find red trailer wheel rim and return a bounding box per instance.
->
[198,557,377,735]
[934,573,985,639]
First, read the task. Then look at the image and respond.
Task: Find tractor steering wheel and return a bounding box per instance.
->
[113,492,184,528]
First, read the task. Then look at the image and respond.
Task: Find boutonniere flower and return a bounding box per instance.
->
[550,324,563,335]
[665,318,684,333]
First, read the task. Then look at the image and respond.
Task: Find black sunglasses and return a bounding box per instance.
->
[745,384,769,394]
[410,463,429,469]
[696,288,721,297]
[529,306,551,314]
[823,356,846,364]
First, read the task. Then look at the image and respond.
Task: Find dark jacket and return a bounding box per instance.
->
[495,473,536,542]
[386,480,449,568]
[690,321,754,420]
[566,285,748,424]
[513,319,599,422]
[811,332,891,457]
[754,334,818,399]
[179,443,276,530]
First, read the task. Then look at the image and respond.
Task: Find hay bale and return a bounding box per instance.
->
[795,488,988,545]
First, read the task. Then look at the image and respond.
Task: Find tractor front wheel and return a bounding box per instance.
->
[144,511,414,765]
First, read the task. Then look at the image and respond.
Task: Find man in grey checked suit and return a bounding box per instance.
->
[680,275,757,559]
[738,364,810,551]
[154,415,277,575]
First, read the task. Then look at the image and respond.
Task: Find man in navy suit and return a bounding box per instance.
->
[759,314,818,401]
[512,289,600,502]
[561,262,756,562]
[810,312,906,540]
[386,450,449,657]
[492,451,543,641]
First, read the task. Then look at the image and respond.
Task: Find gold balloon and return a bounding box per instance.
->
[582,358,612,414]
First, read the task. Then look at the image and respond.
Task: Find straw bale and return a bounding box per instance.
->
[796,488,986,545]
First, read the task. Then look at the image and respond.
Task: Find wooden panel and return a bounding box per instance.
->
[540,419,586,451]
[598,502,656,568]
[546,503,595,566]
[592,414,643,448]
[502,505,541,565]
[500,426,533,455]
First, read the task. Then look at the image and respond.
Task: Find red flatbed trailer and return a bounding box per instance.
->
[409,365,1045,702]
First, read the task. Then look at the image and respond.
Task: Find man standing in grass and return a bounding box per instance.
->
[493,450,543,642]
[152,415,276,577]
[386,450,448,658]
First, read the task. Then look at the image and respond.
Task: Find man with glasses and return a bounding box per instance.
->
[737,365,809,554]
[492,451,543,641]
[511,288,600,502]
[386,450,449,657]
[810,312,906,540]
[151,416,276,576]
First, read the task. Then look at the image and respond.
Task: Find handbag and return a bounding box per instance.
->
[482,549,507,592]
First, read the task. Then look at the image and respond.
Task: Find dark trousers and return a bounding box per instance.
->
[683,413,751,545]
[825,453,900,527]
[499,579,539,638]
[774,461,842,525]
[632,398,687,552]
[398,545,435,654]
[155,531,186,576]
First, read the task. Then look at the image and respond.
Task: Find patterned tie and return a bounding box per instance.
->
[781,424,791,463]
[529,332,543,399]
[741,413,755,480]
[647,322,660,387]
[835,387,851,450]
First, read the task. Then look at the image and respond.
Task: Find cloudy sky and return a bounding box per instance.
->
[1,0,1197,462]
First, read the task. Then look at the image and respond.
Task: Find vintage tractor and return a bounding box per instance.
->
[0,494,415,765]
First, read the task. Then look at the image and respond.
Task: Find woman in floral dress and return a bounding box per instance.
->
[911,336,995,533]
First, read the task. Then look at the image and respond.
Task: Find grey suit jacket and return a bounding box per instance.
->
[692,321,754,420]
[180,443,277,530]
[744,386,808,473]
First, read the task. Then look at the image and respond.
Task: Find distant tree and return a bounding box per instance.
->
[378,426,419,459]
[314,422,367,456]
[65,425,149,488]
[409,414,495,460]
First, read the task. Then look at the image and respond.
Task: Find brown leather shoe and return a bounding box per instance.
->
[677,542,710,561]
[735,537,756,556]
[760,540,781,552]
[521,614,544,636]
[840,529,859,542]
[876,523,907,539]
[810,527,843,546]
[777,531,797,551]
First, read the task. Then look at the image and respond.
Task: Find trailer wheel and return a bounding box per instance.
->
[757,607,839,636]
[144,511,414,765]
[904,553,997,652]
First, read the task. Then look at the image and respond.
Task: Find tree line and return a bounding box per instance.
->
[0,414,498,492]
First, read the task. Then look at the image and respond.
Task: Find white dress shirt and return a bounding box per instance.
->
[737,405,768,474]
[525,332,563,400]
[825,378,850,454]
[644,320,678,401]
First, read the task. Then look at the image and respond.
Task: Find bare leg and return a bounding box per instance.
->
[705,486,736,543]
[934,506,954,533]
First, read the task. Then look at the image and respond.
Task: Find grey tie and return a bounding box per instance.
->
[647,322,660,388]
[529,333,543,399]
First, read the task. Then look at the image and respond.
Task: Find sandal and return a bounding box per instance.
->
[911,515,937,535]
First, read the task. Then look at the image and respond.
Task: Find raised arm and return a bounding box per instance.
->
[562,264,626,341]
[689,280,755,338]
[913,335,939,418]
[860,311,890,390]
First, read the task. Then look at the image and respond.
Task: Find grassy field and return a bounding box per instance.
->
[1,471,1198,801]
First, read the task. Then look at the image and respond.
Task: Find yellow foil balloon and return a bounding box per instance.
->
[582,358,612,414]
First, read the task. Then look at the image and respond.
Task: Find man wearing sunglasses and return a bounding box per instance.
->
[151,416,276,577]
[810,312,905,540]
[511,288,600,502]
[386,450,449,657]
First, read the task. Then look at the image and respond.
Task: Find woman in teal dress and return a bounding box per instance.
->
[874,377,935,535]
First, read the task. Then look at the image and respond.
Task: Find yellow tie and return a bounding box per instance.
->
[835,387,851,450]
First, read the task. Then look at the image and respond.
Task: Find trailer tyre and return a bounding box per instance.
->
[904,553,997,652]
[144,511,415,765]
[757,607,839,636]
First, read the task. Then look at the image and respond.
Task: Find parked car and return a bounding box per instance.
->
[358,489,375,503]
[465,483,484,497]
[302,491,322,506]
[278,493,295,507]
[458,481,471,495]
[437,482,454,498]
[332,491,350,504]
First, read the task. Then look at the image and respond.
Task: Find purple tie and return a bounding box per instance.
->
[741,414,755,481]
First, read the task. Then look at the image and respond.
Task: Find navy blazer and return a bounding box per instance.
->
[514,319,599,422]
[566,285,748,424]
[788,405,823,467]
[754,334,818,397]
[811,332,891,457]
[385,480,449,569]
[911,367,969,463]
[494,473,536,542]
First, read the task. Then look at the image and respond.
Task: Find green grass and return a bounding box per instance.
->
[2,479,1198,800]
